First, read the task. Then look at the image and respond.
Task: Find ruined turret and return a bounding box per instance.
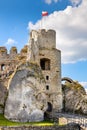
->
[30,29,56,49]
[0,47,7,56]
[10,47,17,55]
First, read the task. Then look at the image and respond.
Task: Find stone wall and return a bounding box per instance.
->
[0,82,7,113]
[39,48,62,110]
[0,45,28,113]
[0,45,27,86]
[28,29,63,112]
[30,29,56,49]
[0,125,81,130]
[0,29,63,117]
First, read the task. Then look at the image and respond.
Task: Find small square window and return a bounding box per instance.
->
[46,76,49,80]
[46,85,49,90]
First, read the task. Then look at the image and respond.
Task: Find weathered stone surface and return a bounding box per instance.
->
[0,82,7,113]
[4,62,47,122]
[28,29,62,111]
[59,117,67,125]
[62,81,87,115]
[0,29,63,114]
[0,124,81,130]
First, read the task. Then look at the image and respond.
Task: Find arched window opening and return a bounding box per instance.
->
[1,64,5,71]
[40,58,50,70]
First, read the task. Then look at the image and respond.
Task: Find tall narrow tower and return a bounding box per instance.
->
[28,29,62,111]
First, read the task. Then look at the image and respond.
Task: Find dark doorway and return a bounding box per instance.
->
[47,102,52,112]
[44,102,52,120]
[40,58,50,70]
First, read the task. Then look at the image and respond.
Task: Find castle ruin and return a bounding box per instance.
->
[0,29,63,122]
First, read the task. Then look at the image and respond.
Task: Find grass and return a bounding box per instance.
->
[0,114,54,126]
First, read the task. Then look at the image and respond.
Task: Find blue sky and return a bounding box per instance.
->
[0,0,87,90]
[0,0,72,50]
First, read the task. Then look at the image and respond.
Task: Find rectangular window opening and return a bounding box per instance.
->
[46,85,49,90]
[46,76,49,80]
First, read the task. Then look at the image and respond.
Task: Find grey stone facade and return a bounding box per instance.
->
[27,29,62,111]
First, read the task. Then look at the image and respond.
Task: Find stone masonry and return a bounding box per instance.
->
[0,46,27,87]
[27,29,62,111]
[0,29,63,122]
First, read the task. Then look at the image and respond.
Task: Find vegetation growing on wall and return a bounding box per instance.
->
[64,81,86,94]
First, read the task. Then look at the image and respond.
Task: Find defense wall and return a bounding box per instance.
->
[0,45,27,82]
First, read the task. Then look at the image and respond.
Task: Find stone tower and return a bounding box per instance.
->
[28,29,62,112]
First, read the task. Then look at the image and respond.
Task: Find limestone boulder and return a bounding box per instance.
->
[62,81,87,115]
[4,62,47,122]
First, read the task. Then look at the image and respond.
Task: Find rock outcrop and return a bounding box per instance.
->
[0,82,7,113]
[4,62,47,122]
[62,81,87,115]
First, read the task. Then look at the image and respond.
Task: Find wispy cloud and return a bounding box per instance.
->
[28,0,87,64]
[5,38,17,45]
[44,0,59,4]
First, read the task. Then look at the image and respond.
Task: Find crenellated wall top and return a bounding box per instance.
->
[30,29,56,49]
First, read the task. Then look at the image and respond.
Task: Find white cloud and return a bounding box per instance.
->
[69,0,82,6]
[28,0,87,64]
[44,0,58,4]
[5,38,17,45]
[45,0,82,5]
[45,0,52,4]
[80,81,87,93]
[80,82,87,88]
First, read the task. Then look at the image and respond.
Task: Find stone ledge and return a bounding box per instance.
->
[0,124,81,130]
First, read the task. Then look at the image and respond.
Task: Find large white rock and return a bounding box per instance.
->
[4,62,47,122]
[62,81,87,115]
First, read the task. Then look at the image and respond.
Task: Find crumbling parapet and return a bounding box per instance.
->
[30,29,56,49]
[10,47,17,55]
[0,45,27,82]
[0,47,7,56]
